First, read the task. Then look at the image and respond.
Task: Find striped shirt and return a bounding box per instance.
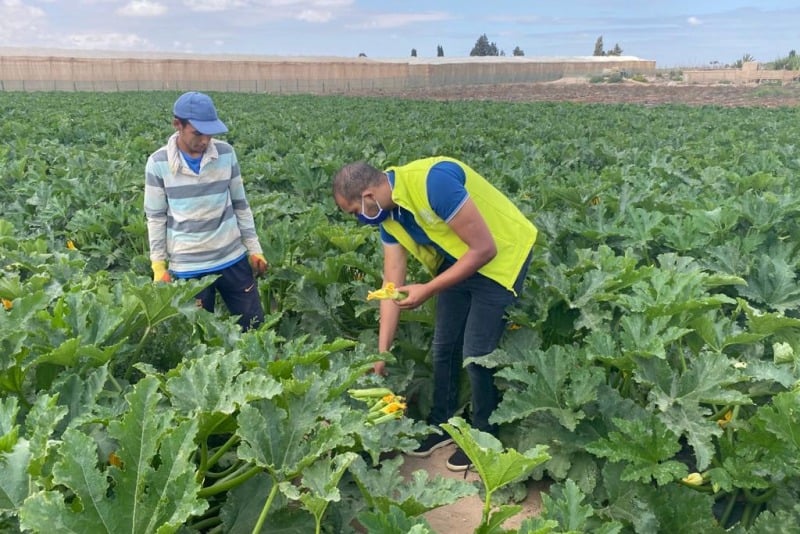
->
[144,133,262,276]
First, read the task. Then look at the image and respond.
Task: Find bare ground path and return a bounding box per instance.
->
[344,77,800,107]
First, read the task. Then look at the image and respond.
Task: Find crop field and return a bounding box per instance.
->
[2,87,800,533]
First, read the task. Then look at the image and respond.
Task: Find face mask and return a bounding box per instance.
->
[357,196,390,225]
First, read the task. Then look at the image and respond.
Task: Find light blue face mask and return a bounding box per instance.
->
[357,196,390,225]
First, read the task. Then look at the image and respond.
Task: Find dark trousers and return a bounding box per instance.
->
[194,256,264,331]
[428,252,531,434]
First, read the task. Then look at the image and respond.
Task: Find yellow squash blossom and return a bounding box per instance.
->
[717,410,733,428]
[367,282,405,301]
[380,400,407,414]
[2,298,12,311]
[682,473,704,486]
[66,240,77,250]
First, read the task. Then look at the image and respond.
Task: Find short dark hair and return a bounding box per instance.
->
[332,161,384,202]
[174,116,190,127]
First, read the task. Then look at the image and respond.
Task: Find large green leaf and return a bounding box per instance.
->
[441,416,550,515]
[634,352,750,469]
[19,377,205,534]
[235,379,354,479]
[24,392,68,477]
[492,345,604,431]
[166,347,282,437]
[349,455,477,516]
[585,415,687,485]
[0,439,31,512]
[740,255,800,312]
[291,452,359,527]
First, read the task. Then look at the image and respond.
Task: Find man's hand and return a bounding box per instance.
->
[151,260,171,283]
[394,283,434,310]
[372,360,387,376]
[249,253,268,276]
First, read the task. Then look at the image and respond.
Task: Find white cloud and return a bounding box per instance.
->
[270,0,351,6]
[0,0,46,41]
[67,31,150,49]
[353,11,451,30]
[308,0,351,6]
[117,0,166,16]
[687,16,702,26]
[297,9,332,23]
[184,0,245,12]
[117,0,167,17]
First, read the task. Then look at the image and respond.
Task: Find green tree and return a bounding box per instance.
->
[593,36,604,56]
[513,46,525,56]
[411,48,417,57]
[470,33,499,56]
[608,43,623,56]
[437,44,444,57]
[732,53,755,68]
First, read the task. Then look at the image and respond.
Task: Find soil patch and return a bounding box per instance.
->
[343,77,800,108]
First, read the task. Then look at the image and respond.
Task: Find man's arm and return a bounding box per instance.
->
[375,243,407,375]
[144,156,169,262]
[395,198,496,309]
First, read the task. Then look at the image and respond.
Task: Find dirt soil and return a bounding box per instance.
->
[346,76,800,108]
[386,75,797,534]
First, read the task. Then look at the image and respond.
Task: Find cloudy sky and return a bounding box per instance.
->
[1,0,798,67]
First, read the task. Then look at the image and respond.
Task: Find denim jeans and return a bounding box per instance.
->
[193,255,265,331]
[428,251,531,434]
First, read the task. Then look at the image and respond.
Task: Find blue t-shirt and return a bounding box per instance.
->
[181,151,203,174]
[379,161,469,260]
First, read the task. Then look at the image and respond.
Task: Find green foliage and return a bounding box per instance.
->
[592,36,623,57]
[19,378,206,533]
[3,92,800,532]
[766,49,800,70]
[350,455,477,517]
[471,34,500,56]
[441,417,550,529]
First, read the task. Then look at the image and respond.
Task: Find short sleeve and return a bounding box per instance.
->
[426,161,468,222]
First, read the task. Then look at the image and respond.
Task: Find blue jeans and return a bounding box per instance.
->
[428,251,531,434]
[193,256,264,331]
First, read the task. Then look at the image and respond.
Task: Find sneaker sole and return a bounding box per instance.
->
[445,460,471,472]
[406,438,454,458]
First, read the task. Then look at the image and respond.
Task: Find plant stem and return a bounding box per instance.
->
[744,486,775,504]
[205,461,244,479]
[719,489,739,528]
[191,515,222,531]
[199,440,209,473]
[198,464,261,498]
[206,434,240,469]
[482,488,494,526]
[251,480,280,534]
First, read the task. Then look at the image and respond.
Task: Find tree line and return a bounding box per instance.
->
[407,34,623,58]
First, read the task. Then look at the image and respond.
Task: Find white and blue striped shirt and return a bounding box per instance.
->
[144,133,263,276]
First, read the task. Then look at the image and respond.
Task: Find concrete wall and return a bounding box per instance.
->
[684,61,800,84]
[0,52,656,93]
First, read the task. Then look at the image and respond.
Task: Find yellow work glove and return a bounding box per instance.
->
[151,260,172,283]
[249,253,268,277]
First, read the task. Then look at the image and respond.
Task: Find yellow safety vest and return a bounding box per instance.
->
[381,156,537,294]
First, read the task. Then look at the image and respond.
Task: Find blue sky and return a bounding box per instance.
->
[1,1,798,67]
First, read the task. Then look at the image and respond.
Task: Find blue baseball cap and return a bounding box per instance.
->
[173,91,228,135]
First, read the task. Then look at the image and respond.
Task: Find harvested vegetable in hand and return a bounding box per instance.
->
[366,282,405,301]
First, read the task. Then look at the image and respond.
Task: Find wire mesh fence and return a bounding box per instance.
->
[0,54,656,93]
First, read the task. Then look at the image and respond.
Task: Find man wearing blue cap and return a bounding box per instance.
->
[144,91,267,331]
